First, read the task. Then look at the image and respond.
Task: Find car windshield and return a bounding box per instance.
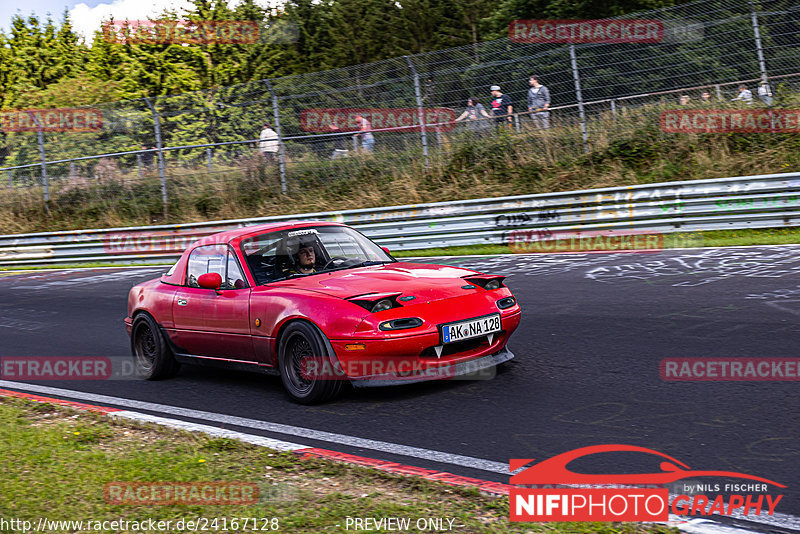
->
[240,225,394,285]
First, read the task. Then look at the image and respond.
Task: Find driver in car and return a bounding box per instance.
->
[284,241,317,275]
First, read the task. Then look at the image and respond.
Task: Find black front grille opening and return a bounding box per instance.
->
[420,332,504,359]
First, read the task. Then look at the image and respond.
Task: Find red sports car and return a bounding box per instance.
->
[124,222,521,403]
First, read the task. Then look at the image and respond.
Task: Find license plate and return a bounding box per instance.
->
[441,313,501,344]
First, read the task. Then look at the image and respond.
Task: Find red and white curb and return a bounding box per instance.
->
[0,387,780,533]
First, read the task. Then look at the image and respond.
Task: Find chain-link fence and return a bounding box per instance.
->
[1,0,798,216]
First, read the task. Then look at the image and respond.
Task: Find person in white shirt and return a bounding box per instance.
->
[731,85,753,105]
[259,122,279,163]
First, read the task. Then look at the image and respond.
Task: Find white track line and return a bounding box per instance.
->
[110,411,307,452]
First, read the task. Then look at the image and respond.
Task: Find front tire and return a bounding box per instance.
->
[278,321,344,404]
[131,313,180,380]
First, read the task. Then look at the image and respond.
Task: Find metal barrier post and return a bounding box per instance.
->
[569,44,590,154]
[749,0,769,86]
[715,84,722,100]
[206,147,213,172]
[514,114,520,133]
[26,111,50,205]
[137,153,143,178]
[262,79,287,194]
[610,99,617,117]
[405,56,429,169]
[144,97,168,216]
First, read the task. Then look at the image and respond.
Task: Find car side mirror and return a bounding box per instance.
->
[382,246,391,255]
[198,272,222,290]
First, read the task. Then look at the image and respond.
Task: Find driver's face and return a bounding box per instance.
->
[297,246,315,267]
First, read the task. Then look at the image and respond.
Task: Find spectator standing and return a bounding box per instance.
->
[731,85,753,105]
[490,85,513,131]
[700,91,712,103]
[259,122,279,163]
[354,114,375,153]
[758,82,773,106]
[679,95,691,106]
[527,76,551,129]
[455,97,491,134]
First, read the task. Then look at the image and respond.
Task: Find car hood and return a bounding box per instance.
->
[274,261,482,302]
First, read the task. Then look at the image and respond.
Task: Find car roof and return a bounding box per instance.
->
[192,220,346,247]
[161,221,347,286]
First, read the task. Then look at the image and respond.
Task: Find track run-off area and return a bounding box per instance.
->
[1,245,800,531]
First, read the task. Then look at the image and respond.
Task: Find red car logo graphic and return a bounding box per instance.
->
[510,444,785,487]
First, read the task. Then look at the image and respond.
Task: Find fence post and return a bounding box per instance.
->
[715,84,722,100]
[206,147,213,172]
[7,170,12,188]
[137,153,143,178]
[26,111,50,206]
[748,0,769,86]
[610,99,617,118]
[569,44,590,154]
[404,56,429,169]
[262,79,287,194]
[144,97,168,217]
[514,114,521,133]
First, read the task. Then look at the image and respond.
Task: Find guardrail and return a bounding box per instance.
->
[1,171,799,266]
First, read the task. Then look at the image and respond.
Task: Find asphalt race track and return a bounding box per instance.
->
[2,246,800,529]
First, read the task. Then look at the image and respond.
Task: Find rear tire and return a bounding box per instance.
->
[278,321,344,404]
[131,313,180,380]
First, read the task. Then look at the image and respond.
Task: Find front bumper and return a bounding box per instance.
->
[350,345,515,387]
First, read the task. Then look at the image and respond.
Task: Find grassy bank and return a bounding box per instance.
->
[1,98,799,235]
[0,396,676,533]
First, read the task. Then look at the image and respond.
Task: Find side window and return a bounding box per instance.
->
[224,247,247,290]
[185,245,226,288]
[186,245,248,289]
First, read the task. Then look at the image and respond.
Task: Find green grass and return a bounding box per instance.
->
[0,397,676,533]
